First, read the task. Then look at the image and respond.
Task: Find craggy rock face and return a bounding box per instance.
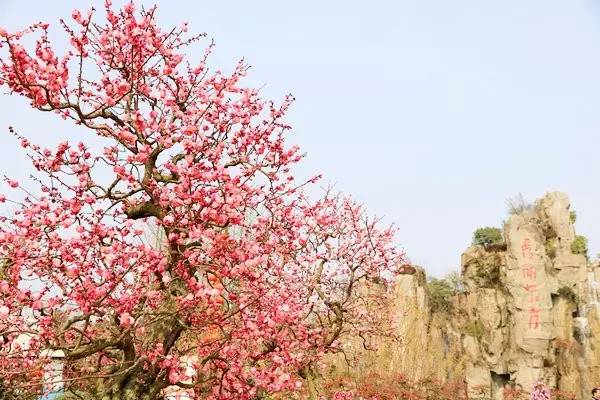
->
[461,245,505,291]
[323,192,600,400]
[460,192,597,400]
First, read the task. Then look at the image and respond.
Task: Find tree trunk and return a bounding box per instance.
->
[99,379,157,400]
[301,366,322,400]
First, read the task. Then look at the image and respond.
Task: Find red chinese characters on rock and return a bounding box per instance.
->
[521,238,533,259]
[528,307,541,330]
[521,238,541,330]
[522,264,536,280]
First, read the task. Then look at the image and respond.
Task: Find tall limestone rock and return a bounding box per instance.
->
[322,266,463,381]
[459,192,599,399]
[389,266,465,382]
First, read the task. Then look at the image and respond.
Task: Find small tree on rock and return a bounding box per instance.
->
[472,227,503,247]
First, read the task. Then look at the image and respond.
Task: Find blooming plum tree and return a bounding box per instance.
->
[0,2,403,399]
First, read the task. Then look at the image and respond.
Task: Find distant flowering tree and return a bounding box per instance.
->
[530,382,551,400]
[0,2,403,400]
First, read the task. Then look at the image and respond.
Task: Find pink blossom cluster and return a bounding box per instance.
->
[530,382,551,400]
[0,2,404,399]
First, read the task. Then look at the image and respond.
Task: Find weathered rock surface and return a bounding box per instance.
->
[455,192,600,399]
[325,192,600,400]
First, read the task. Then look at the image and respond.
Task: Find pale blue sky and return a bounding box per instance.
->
[1,0,600,276]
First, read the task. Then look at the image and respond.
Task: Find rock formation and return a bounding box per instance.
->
[458,192,600,399]
[324,192,600,400]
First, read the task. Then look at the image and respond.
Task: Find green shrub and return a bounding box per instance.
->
[472,227,503,247]
[446,270,465,293]
[557,286,578,304]
[427,272,467,313]
[427,277,456,313]
[571,235,588,258]
[569,210,577,224]
[545,237,557,259]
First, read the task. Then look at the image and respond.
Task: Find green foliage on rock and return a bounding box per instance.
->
[427,272,465,314]
[472,227,504,247]
[427,277,457,313]
[545,237,557,259]
[571,235,588,258]
[446,271,465,293]
[569,210,577,224]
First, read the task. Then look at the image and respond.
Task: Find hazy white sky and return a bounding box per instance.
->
[1,0,600,276]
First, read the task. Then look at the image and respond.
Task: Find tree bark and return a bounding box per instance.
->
[301,366,322,400]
